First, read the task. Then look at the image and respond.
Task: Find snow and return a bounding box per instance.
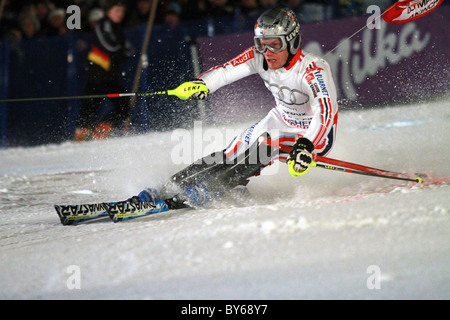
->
[0,100,449,299]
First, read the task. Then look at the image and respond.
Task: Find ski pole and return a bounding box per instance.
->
[311,161,421,183]
[259,137,423,183]
[0,82,208,103]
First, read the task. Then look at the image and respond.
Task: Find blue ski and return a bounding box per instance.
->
[54,203,109,225]
[104,199,169,223]
[55,199,170,225]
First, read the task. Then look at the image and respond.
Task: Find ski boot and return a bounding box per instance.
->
[128,187,191,210]
[181,182,211,207]
[127,187,161,204]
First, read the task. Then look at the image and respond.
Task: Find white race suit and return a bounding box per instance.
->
[199,46,339,163]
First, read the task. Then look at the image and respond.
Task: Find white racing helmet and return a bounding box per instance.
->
[254,6,301,56]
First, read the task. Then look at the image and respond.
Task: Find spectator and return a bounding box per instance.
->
[35,0,54,35]
[167,1,182,15]
[126,0,167,27]
[77,0,94,32]
[164,9,180,30]
[46,8,68,37]
[238,0,261,20]
[0,0,19,40]
[259,0,279,11]
[88,8,104,30]
[18,13,42,40]
[167,0,206,22]
[75,0,132,141]
[206,0,235,18]
[162,8,189,40]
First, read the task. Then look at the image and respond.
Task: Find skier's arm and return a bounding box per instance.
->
[199,47,259,93]
[180,47,260,100]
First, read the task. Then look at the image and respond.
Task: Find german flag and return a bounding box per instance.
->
[88,45,111,71]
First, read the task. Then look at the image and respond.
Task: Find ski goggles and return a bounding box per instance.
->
[254,36,287,53]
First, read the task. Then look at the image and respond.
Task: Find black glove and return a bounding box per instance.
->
[189,79,208,100]
[288,137,315,176]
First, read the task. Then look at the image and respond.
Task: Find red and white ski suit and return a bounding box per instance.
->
[199,47,339,162]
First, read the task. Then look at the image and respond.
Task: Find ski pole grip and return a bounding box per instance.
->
[169,82,209,100]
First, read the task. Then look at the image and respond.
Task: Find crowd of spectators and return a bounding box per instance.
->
[0,0,367,42]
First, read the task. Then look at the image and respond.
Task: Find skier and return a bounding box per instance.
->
[75,0,132,141]
[133,6,339,208]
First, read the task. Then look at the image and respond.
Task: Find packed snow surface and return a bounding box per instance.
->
[0,100,449,299]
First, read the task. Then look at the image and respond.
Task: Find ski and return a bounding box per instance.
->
[55,199,171,225]
[104,199,169,223]
[55,202,109,225]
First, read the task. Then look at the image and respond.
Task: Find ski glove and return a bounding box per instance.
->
[188,79,208,100]
[288,137,315,176]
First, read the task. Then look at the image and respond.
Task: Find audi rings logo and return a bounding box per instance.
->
[264,80,309,106]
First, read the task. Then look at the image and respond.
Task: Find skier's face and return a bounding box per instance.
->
[260,39,289,69]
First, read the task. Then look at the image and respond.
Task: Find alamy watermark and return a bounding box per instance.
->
[63,4,384,35]
[366,5,382,30]
[366,265,381,290]
[66,265,81,290]
[66,5,81,30]
[170,121,283,174]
